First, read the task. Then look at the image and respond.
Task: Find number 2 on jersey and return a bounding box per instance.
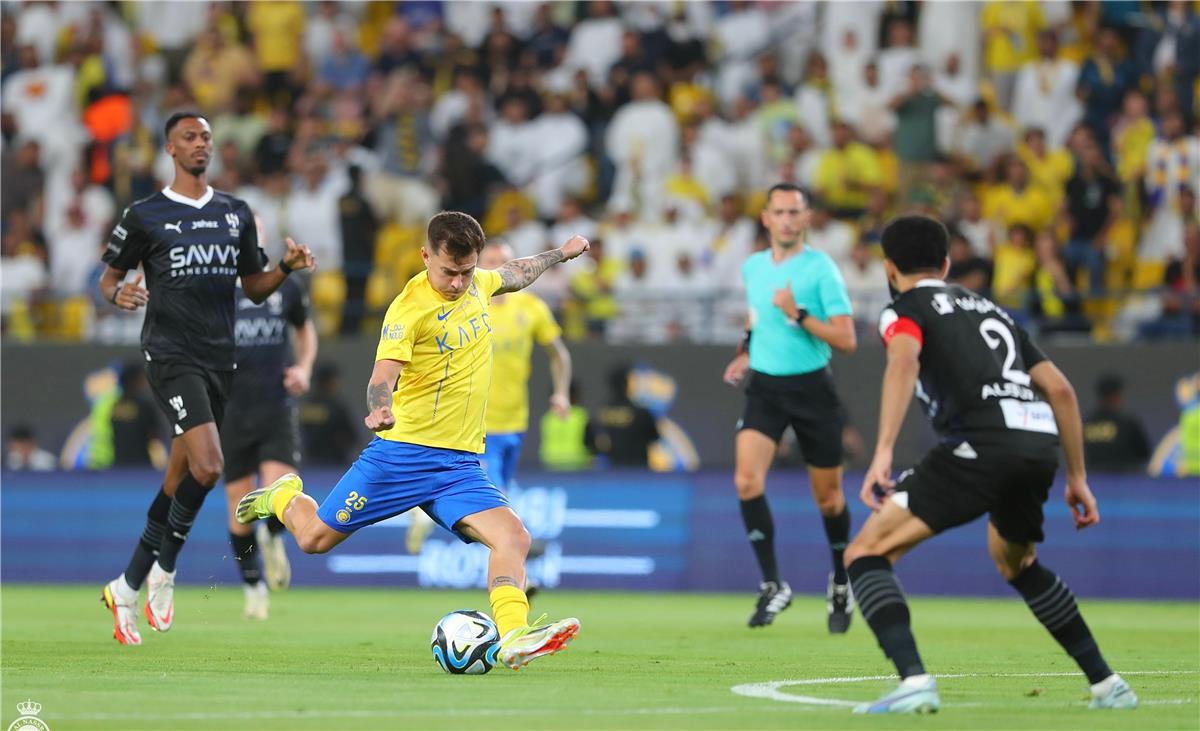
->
[979,318,1031,386]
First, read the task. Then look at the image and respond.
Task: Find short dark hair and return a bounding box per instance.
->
[1096,373,1124,398]
[764,182,807,206]
[880,215,949,274]
[427,211,486,259]
[164,111,205,139]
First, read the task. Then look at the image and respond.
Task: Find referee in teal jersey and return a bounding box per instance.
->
[723,183,858,632]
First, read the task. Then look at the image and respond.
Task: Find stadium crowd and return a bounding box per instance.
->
[1,0,1198,345]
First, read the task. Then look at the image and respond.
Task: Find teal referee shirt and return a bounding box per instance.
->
[742,247,853,376]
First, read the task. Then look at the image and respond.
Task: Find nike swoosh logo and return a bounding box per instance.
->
[436,307,457,321]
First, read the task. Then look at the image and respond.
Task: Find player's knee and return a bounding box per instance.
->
[296,532,334,555]
[813,488,844,516]
[191,460,223,487]
[734,472,764,500]
[993,548,1037,581]
[843,538,877,567]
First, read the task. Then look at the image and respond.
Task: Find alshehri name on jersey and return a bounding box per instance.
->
[879,281,1058,440]
[102,186,266,371]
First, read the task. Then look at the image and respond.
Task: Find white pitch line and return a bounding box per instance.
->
[731,670,1200,709]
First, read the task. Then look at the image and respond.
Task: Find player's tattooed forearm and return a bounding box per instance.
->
[490,575,520,589]
[497,249,565,293]
[366,381,391,411]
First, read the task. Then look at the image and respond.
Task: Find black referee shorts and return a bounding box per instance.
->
[221,404,302,482]
[896,441,1059,544]
[737,368,844,468]
[146,362,232,437]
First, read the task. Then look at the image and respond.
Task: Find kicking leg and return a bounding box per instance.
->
[735,429,791,627]
[989,523,1136,709]
[809,464,852,633]
[457,507,578,670]
[236,472,348,554]
[843,500,939,714]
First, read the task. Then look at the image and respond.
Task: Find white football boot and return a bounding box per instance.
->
[144,562,175,632]
[100,574,142,645]
[243,581,269,620]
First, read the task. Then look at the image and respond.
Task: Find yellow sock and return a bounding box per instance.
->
[269,487,300,523]
[489,585,529,638]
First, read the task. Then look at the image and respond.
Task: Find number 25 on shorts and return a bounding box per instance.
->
[344,491,368,511]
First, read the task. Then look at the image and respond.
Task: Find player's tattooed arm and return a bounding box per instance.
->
[364,359,403,432]
[366,381,391,411]
[494,235,590,294]
[490,576,520,589]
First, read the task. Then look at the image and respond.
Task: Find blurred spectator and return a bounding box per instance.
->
[527,91,590,219]
[182,26,257,114]
[1012,30,1083,150]
[5,425,55,471]
[305,1,359,67]
[699,194,756,293]
[842,242,888,328]
[877,18,920,99]
[1083,374,1152,472]
[985,157,1055,236]
[794,53,834,149]
[953,99,1015,177]
[539,380,595,471]
[1017,128,1073,209]
[285,156,344,272]
[1144,188,1200,338]
[498,198,549,259]
[246,0,306,105]
[317,29,370,93]
[1113,90,1156,199]
[300,363,358,465]
[2,44,86,179]
[815,121,883,218]
[920,2,981,87]
[440,122,505,221]
[594,365,659,468]
[606,71,679,219]
[806,203,856,271]
[1142,112,1200,264]
[564,0,624,89]
[1134,2,1199,128]
[981,0,1044,109]
[1,137,43,224]
[1064,140,1121,294]
[549,197,598,247]
[948,230,993,294]
[1077,26,1135,148]
[955,193,993,259]
[992,223,1037,308]
[526,4,569,70]
[47,203,104,299]
[110,362,167,467]
[339,166,379,336]
[890,64,949,198]
[1,210,47,336]
[1030,231,1089,334]
[844,61,896,147]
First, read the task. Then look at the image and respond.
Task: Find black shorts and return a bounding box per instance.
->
[738,368,844,468]
[221,404,302,481]
[146,362,232,437]
[896,441,1059,544]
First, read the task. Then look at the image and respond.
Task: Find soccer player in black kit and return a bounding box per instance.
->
[221,221,317,620]
[843,216,1137,713]
[98,112,316,645]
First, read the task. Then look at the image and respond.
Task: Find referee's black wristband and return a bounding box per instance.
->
[737,329,751,356]
[792,308,810,325]
[278,260,294,275]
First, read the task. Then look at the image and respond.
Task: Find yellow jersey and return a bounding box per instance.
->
[485,292,562,434]
[374,269,504,453]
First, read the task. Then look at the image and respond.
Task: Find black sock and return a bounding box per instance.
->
[230,531,261,585]
[123,487,172,590]
[848,556,926,679]
[1009,560,1112,685]
[739,495,779,584]
[266,515,286,535]
[822,507,851,584]
[156,474,212,573]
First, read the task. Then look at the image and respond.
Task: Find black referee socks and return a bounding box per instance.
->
[1009,560,1113,685]
[848,556,926,679]
[822,507,851,584]
[739,495,779,584]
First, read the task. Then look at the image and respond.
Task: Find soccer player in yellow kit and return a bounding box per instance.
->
[238,212,590,669]
[407,241,572,553]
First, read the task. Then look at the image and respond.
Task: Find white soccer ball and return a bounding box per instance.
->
[431,610,500,675]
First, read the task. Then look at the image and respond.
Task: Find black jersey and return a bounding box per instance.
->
[879,280,1059,445]
[230,277,310,407]
[102,187,266,370]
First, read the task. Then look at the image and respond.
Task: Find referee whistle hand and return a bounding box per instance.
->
[116,273,149,311]
[364,406,396,432]
[772,286,798,320]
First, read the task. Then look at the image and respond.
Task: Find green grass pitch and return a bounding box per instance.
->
[2,585,1196,730]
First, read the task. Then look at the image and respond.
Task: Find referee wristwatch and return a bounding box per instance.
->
[789,307,810,326]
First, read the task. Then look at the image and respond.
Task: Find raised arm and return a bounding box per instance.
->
[495,235,590,295]
[364,358,404,432]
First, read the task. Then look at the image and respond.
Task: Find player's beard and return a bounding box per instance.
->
[185,160,209,177]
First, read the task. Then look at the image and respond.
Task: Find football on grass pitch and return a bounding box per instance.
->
[431,610,501,675]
